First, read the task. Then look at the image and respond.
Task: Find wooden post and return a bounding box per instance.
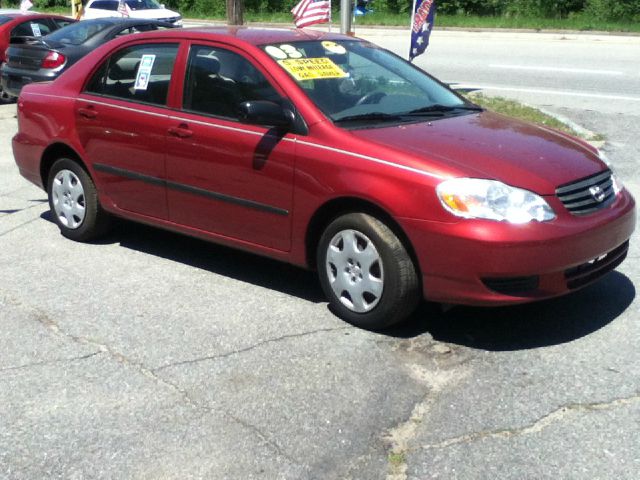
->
[226,0,244,25]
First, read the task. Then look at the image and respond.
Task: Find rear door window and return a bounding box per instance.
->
[11,20,55,38]
[85,43,179,107]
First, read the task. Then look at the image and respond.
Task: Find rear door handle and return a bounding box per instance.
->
[168,124,193,139]
[77,106,97,119]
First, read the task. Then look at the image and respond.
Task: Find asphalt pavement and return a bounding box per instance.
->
[1,27,639,480]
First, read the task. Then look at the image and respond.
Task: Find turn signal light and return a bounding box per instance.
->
[41,51,66,69]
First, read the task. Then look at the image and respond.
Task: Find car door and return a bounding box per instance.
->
[165,43,296,251]
[76,41,180,218]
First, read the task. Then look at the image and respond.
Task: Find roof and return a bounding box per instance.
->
[0,11,72,20]
[79,17,174,26]
[137,26,358,46]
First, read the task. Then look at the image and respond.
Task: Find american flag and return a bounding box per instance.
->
[409,0,436,61]
[291,0,331,28]
[117,0,131,17]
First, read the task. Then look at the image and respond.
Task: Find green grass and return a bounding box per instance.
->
[352,12,640,32]
[464,92,605,141]
[388,451,406,468]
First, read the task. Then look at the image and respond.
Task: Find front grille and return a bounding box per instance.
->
[482,275,540,295]
[565,241,629,289]
[556,169,614,215]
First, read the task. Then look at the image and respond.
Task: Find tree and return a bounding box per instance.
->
[226,0,244,24]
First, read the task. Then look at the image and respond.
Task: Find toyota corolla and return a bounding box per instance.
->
[12,27,636,329]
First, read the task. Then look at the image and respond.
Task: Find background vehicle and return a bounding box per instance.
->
[82,0,182,26]
[1,17,175,99]
[11,28,636,330]
[0,11,74,102]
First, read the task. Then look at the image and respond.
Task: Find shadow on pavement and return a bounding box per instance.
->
[389,271,635,351]
[40,213,325,304]
[41,211,635,348]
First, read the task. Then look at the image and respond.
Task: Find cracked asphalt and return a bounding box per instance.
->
[1,61,639,479]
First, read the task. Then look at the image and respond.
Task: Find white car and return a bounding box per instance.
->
[81,0,182,26]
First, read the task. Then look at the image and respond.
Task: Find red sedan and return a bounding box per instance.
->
[12,27,636,329]
[0,11,74,102]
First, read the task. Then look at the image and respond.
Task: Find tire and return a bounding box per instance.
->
[317,212,420,330]
[0,86,16,104]
[47,158,111,242]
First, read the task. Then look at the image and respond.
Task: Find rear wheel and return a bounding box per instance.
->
[0,86,16,104]
[47,158,111,242]
[317,212,420,330]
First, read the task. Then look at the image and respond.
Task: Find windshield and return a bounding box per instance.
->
[261,40,474,126]
[125,0,163,10]
[46,19,112,45]
[0,16,13,26]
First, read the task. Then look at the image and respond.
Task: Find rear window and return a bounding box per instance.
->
[89,1,118,10]
[45,20,112,45]
[0,16,13,26]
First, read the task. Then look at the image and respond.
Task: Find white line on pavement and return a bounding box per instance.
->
[490,64,624,76]
[453,84,640,102]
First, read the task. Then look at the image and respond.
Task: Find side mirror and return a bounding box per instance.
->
[238,100,294,128]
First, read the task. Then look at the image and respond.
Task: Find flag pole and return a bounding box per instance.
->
[409,0,417,62]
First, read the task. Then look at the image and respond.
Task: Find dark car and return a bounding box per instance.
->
[1,17,175,99]
[0,11,74,102]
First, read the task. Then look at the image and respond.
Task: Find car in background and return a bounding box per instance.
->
[82,0,182,26]
[11,28,636,330]
[0,10,74,102]
[1,17,175,99]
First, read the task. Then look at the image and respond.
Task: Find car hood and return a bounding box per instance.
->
[348,111,605,195]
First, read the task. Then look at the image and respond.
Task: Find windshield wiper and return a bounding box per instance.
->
[333,112,404,123]
[406,104,483,115]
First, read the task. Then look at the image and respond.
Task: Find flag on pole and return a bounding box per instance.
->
[291,0,331,28]
[409,0,436,61]
[117,0,131,17]
[19,0,34,13]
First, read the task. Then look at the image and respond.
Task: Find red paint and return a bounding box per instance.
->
[12,27,636,307]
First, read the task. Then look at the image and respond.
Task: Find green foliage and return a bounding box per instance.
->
[437,0,508,16]
[585,0,640,21]
[22,0,640,23]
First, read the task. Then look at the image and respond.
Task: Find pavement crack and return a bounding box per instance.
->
[7,295,305,466]
[0,217,42,237]
[383,360,471,480]
[0,351,102,373]
[153,326,351,372]
[226,411,299,465]
[421,393,640,451]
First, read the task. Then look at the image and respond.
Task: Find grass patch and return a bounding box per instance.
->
[464,92,602,141]
[388,451,406,468]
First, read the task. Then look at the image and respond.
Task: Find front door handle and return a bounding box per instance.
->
[77,106,97,119]
[168,124,193,138]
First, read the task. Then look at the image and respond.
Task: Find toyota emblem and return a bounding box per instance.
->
[589,185,606,202]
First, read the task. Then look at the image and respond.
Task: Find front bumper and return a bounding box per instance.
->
[401,189,636,306]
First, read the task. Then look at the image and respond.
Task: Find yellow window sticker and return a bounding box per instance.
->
[278,58,348,81]
[321,41,347,55]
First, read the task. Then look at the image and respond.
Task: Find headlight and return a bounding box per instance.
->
[436,178,556,224]
[598,150,623,195]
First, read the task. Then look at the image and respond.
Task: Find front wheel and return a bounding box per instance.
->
[317,213,420,330]
[47,158,111,242]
